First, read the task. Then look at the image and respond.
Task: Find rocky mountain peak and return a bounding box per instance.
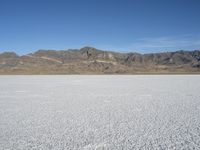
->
[80,47,99,53]
[0,48,200,74]
[0,52,19,58]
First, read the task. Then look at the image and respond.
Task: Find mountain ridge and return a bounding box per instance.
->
[0,47,200,74]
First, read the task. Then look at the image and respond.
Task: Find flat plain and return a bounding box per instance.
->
[0,75,200,150]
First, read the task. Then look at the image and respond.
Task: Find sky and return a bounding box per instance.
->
[0,0,200,55]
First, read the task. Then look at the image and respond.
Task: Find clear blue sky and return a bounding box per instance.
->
[0,0,200,54]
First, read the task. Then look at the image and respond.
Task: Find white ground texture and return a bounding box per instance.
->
[0,75,200,150]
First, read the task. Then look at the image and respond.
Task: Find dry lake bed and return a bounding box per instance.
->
[0,75,200,150]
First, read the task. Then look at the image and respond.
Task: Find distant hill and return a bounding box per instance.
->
[0,47,200,74]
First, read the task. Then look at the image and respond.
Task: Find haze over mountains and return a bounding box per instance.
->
[0,47,200,74]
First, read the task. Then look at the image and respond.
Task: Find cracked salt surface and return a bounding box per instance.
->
[0,75,200,149]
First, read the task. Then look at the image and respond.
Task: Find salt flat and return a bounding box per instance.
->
[0,75,200,150]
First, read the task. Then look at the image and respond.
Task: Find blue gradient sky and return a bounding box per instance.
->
[0,0,200,54]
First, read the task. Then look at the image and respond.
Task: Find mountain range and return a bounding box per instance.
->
[0,47,200,74]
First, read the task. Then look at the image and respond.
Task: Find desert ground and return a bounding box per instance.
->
[0,75,200,149]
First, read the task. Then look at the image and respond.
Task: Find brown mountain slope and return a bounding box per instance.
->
[0,47,200,74]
